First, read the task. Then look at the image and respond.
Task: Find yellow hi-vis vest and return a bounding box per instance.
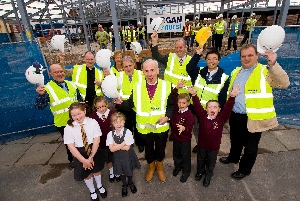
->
[45,80,77,127]
[165,53,192,93]
[118,70,143,100]
[194,68,229,108]
[72,64,104,100]
[192,23,200,35]
[110,66,120,77]
[228,64,276,120]
[215,20,225,34]
[96,31,107,44]
[246,18,257,31]
[138,27,146,40]
[133,79,171,134]
[109,32,113,43]
[127,30,136,42]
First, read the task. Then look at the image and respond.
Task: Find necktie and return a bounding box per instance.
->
[80,124,91,156]
[59,82,68,93]
[102,115,106,122]
[179,58,183,66]
[207,72,211,81]
[128,76,132,82]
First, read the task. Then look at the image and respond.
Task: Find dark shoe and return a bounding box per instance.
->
[128,182,137,194]
[180,175,188,183]
[168,134,173,141]
[122,185,128,197]
[173,168,181,177]
[109,175,115,183]
[231,171,250,180]
[69,161,74,169]
[98,186,107,198]
[203,177,211,187]
[115,176,121,182]
[195,172,204,181]
[90,192,99,201]
[192,145,198,153]
[219,157,238,164]
[138,146,144,153]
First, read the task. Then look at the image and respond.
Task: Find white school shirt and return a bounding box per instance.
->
[96,109,110,120]
[64,117,102,147]
[106,127,134,146]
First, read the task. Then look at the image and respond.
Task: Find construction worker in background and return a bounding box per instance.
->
[190,16,201,48]
[214,14,227,52]
[118,25,126,52]
[109,25,115,52]
[126,24,137,50]
[183,20,192,51]
[137,21,147,49]
[201,18,212,49]
[227,15,240,51]
[95,24,109,49]
[240,13,257,46]
[212,17,218,49]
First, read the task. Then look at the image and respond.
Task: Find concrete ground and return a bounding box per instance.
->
[1,123,300,201]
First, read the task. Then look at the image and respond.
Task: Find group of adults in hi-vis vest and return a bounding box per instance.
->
[34,24,289,189]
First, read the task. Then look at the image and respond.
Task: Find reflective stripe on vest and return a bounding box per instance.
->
[45,80,77,127]
[73,64,103,99]
[119,70,143,100]
[192,23,200,35]
[183,25,191,36]
[215,20,225,34]
[246,19,257,31]
[194,69,228,108]
[127,30,136,42]
[133,79,171,134]
[165,53,192,93]
[228,64,276,120]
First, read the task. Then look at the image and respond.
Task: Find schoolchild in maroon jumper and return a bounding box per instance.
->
[171,80,195,183]
[188,85,240,187]
[91,96,121,183]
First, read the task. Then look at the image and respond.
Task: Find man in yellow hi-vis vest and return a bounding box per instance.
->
[126,24,137,50]
[190,16,201,48]
[214,14,227,51]
[219,44,290,180]
[137,21,147,49]
[35,64,82,168]
[115,59,174,183]
[240,13,257,46]
[95,24,109,49]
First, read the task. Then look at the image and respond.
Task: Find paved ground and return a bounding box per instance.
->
[1,123,300,201]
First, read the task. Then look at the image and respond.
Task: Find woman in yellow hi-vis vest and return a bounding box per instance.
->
[219,44,290,180]
[35,64,82,168]
[115,59,174,183]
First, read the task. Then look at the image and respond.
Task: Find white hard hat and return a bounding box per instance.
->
[96,49,113,69]
[208,18,211,20]
[216,16,219,19]
[218,14,223,18]
[195,16,199,20]
[138,21,142,25]
[257,25,285,54]
[150,17,165,32]
[186,19,189,22]
[25,63,44,86]
[204,18,208,20]
[232,15,237,19]
[101,75,120,98]
[51,35,65,53]
[130,42,142,55]
[251,13,256,16]
[111,25,113,29]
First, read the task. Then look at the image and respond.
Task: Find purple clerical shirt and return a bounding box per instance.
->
[146,82,157,100]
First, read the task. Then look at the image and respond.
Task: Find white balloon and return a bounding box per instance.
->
[257,25,285,53]
[130,42,142,55]
[96,49,112,69]
[25,65,44,86]
[151,17,165,32]
[101,75,120,98]
[51,35,65,53]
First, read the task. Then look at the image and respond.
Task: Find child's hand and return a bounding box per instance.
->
[176,124,185,135]
[83,158,93,170]
[188,87,197,96]
[196,47,203,55]
[176,79,185,89]
[229,85,241,97]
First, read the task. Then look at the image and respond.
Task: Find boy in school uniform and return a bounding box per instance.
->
[171,80,195,183]
[188,85,240,187]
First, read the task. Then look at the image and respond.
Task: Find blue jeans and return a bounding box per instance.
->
[139,39,147,49]
[183,36,191,50]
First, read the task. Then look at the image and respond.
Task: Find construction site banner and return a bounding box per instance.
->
[147,14,185,33]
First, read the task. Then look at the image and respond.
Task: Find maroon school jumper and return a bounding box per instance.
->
[171,88,194,142]
[192,95,235,151]
[91,110,115,149]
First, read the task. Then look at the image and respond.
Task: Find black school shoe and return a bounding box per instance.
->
[122,185,128,197]
[180,175,188,183]
[192,145,198,153]
[138,146,144,153]
[173,168,181,177]
[115,176,121,182]
[109,175,115,183]
[195,172,204,181]
[90,192,99,201]
[203,177,211,187]
[231,171,250,180]
[98,186,107,198]
[128,182,137,194]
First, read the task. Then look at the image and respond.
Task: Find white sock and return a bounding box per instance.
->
[93,174,105,193]
[115,175,120,177]
[109,167,114,178]
[84,177,97,199]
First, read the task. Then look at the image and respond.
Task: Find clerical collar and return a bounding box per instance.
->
[147,80,158,86]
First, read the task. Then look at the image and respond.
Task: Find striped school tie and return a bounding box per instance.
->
[80,124,91,156]
[102,115,107,122]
